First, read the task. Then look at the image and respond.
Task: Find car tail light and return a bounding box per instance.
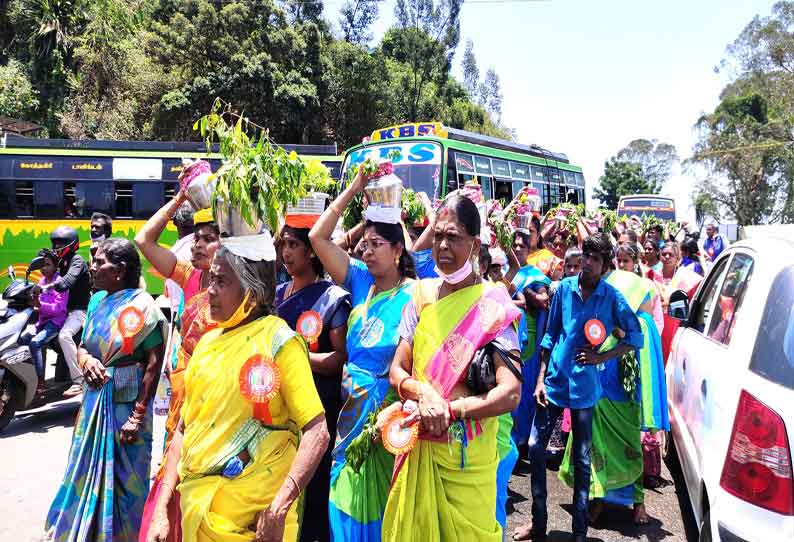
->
[720,390,794,515]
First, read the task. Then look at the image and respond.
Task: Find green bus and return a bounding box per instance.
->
[0,134,341,292]
[342,122,586,210]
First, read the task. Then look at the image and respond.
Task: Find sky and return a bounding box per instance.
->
[347,0,779,221]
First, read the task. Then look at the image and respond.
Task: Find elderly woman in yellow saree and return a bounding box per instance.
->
[147,239,329,542]
[383,195,523,541]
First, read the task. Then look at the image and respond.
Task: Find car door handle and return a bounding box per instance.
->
[701,380,707,397]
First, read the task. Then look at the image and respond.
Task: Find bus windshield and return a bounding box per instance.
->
[617,196,676,221]
[343,141,443,198]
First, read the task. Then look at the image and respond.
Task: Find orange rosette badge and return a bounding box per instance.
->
[239,354,281,423]
[296,310,323,352]
[584,319,607,348]
[118,306,145,355]
[381,410,419,456]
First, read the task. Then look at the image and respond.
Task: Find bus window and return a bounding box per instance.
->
[15,181,34,218]
[530,165,546,184]
[474,156,492,176]
[493,179,511,202]
[511,180,525,198]
[165,182,179,201]
[116,182,134,218]
[66,181,113,218]
[35,181,63,218]
[133,183,164,218]
[510,162,529,180]
[492,160,510,178]
[0,182,13,217]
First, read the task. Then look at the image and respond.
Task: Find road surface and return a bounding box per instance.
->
[1,397,695,542]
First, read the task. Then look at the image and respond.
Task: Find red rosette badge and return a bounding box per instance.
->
[239,354,281,422]
[118,307,145,355]
[584,319,607,348]
[381,410,419,456]
[296,310,323,352]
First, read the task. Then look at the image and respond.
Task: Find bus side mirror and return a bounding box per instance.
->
[668,290,690,322]
[7,266,15,281]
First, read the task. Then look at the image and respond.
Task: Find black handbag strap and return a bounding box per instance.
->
[487,342,524,383]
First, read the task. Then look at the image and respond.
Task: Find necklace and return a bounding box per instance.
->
[285,275,320,300]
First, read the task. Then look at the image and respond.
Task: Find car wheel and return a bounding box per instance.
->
[698,509,712,542]
[0,375,20,432]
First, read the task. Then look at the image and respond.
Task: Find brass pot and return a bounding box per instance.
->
[364,173,403,208]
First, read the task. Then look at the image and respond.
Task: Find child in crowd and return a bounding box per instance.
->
[20,249,69,395]
[545,246,583,466]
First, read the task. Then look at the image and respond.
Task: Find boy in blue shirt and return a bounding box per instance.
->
[513,232,643,542]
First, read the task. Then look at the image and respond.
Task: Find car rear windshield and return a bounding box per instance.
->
[749,265,794,390]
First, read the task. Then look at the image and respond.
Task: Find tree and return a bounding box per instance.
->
[692,189,721,229]
[280,0,324,24]
[59,0,166,139]
[479,67,502,120]
[339,0,380,45]
[692,2,794,224]
[8,0,89,132]
[146,0,325,143]
[386,0,462,120]
[593,159,652,209]
[461,39,478,99]
[0,60,39,119]
[616,138,678,192]
[692,93,786,225]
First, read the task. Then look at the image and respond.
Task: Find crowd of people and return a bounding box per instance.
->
[35,159,727,542]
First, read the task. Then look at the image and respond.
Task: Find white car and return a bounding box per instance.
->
[667,237,794,542]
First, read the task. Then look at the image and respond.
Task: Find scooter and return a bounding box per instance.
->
[0,257,46,432]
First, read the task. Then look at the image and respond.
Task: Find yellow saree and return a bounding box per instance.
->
[382,279,520,542]
[177,315,324,542]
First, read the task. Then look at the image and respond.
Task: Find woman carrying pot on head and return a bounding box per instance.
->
[275,224,351,542]
[652,241,702,363]
[309,167,416,541]
[382,195,522,541]
[45,239,166,542]
[509,217,553,455]
[147,238,329,542]
[642,240,662,279]
[135,188,220,542]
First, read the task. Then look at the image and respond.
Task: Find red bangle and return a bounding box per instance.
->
[133,402,147,415]
[397,375,413,401]
[447,401,457,421]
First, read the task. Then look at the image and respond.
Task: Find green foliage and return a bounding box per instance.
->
[692,92,785,225]
[0,60,39,118]
[59,0,166,139]
[615,138,678,193]
[339,0,380,45]
[693,2,794,225]
[4,0,511,149]
[593,159,652,209]
[401,188,426,227]
[462,39,478,99]
[196,99,307,232]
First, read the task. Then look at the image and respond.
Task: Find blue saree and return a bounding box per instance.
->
[510,265,551,446]
[44,288,164,542]
[328,259,413,542]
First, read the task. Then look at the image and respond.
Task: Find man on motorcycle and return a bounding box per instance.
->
[40,226,92,398]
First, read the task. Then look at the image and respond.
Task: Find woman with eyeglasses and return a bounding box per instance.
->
[309,169,416,542]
